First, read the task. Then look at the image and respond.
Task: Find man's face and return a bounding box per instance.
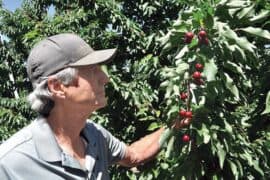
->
[64,65,109,111]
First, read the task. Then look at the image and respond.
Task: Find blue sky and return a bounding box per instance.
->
[2,0,22,11]
[2,0,54,15]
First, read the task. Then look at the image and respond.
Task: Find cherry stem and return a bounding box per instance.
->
[186,80,191,111]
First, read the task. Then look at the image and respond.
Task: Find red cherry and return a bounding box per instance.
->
[194,78,204,85]
[185,111,193,118]
[179,110,186,117]
[199,37,209,45]
[192,71,201,79]
[184,32,194,44]
[202,38,209,45]
[182,134,190,142]
[198,30,207,39]
[180,92,188,100]
[195,63,203,71]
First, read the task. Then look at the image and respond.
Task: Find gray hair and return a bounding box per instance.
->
[27,67,78,117]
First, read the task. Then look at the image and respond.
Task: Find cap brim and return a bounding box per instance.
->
[69,48,117,66]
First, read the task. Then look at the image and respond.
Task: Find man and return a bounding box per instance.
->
[0,33,190,179]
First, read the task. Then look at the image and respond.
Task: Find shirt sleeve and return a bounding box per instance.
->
[0,160,14,180]
[93,123,127,165]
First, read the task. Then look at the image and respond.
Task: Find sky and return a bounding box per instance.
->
[2,0,54,14]
[2,0,22,11]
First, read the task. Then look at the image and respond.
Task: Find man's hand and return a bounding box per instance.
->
[118,117,192,167]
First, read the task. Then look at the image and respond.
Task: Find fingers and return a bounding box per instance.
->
[183,118,192,126]
[172,118,192,129]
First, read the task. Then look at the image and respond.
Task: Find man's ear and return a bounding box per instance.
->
[47,77,66,99]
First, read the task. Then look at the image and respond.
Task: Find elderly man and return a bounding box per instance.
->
[0,33,190,180]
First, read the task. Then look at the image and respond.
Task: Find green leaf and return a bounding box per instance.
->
[241,27,270,40]
[224,120,233,133]
[222,26,256,53]
[196,123,211,144]
[240,150,253,165]
[175,62,189,73]
[224,73,240,100]
[236,37,256,53]
[224,61,244,76]
[237,4,255,19]
[226,0,247,8]
[175,45,189,59]
[228,159,239,178]
[253,160,264,176]
[160,162,169,170]
[159,128,174,148]
[250,10,270,23]
[234,45,246,60]
[165,136,175,158]
[160,80,170,87]
[216,142,226,168]
[235,160,243,177]
[165,84,173,99]
[262,91,270,115]
[203,59,218,81]
[173,85,180,96]
[147,122,160,131]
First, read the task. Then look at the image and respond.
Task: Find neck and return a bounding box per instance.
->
[47,105,92,144]
[46,107,90,162]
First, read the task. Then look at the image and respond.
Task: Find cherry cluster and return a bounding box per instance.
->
[178,62,205,142]
[184,29,209,45]
[179,30,208,142]
[192,63,204,85]
[178,90,192,142]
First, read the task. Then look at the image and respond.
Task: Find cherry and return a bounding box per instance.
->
[179,110,186,117]
[195,63,203,71]
[182,134,190,142]
[200,37,209,45]
[184,32,194,44]
[194,78,204,85]
[180,92,188,100]
[198,36,209,45]
[192,71,201,79]
[198,30,207,39]
[185,111,193,118]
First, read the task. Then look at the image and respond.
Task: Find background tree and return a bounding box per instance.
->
[0,0,269,179]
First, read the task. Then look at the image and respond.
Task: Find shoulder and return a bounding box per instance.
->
[83,121,118,145]
[0,124,33,160]
[84,121,110,137]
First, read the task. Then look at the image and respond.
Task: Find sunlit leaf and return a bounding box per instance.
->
[203,59,218,82]
[228,160,238,178]
[147,122,160,131]
[250,10,270,22]
[237,4,255,19]
[175,45,189,59]
[241,27,270,40]
[165,136,175,158]
[216,142,226,168]
[262,91,270,115]
[224,73,240,100]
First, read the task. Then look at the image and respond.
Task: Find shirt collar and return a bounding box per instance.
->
[80,122,97,148]
[30,117,98,163]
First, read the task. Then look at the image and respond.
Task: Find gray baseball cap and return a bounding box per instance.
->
[27,33,117,85]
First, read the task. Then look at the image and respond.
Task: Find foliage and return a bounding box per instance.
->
[0,0,269,179]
